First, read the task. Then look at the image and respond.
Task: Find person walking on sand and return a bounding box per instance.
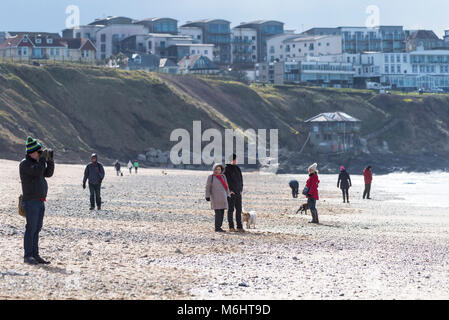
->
[114,160,121,176]
[133,160,139,174]
[127,160,133,175]
[20,136,54,265]
[363,166,373,199]
[337,166,352,203]
[224,154,244,233]
[205,163,231,233]
[289,180,299,198]
[83,153,105,210]
[304,163,320,224]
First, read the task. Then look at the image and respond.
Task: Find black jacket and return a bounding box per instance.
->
[83,162,105,185]
[224,164,243,194]
[19,155,55,201]
[337,170,352,189]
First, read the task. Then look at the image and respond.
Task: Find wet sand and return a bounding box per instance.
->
[0,159,448,299]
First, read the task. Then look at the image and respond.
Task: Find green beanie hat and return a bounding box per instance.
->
[26,136,42,154]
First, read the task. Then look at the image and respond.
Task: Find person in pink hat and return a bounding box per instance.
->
[337,166,352,203]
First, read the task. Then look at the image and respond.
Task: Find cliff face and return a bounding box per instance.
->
[1,62,449,171]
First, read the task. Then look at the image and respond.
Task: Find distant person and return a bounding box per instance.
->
[205,163,231,233]
[337,166,352,203]
[304,163,320,224]
[133,160,139,174]
[83,153,105,210]
[224,154,244,232]
[114,161,121,176]
[19,136,54,265]
[289,180,299,198]
[363,166,373,199]
[127,160,133,174]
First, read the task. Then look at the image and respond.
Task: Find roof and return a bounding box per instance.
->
[235,20,284,27]
[136,17,177,23]
[408,30,439,40]
[159,58,177,67]
[178,54,219,70]
[61,38,96,51]
[410,49,449,55]
[181,19,230,27]
[284,35,338,43]
[88,16,134,26]
[305,112,361,123]
[6,31,61,38]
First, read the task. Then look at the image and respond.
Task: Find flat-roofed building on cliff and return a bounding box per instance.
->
[304,112,361,153]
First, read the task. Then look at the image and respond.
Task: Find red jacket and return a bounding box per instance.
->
[363,169,372,184]
[306,173,320,200]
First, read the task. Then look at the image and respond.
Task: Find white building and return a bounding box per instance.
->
[231,27,258,65]
[179,26,203,43]
[267,34,342,62]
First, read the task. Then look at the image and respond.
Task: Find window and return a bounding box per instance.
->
[35,38,42,44]
[403,55,407,63]
[385,65,389,73]
[385,55,388,63]
[204,50,208,54]
[23,47,28,56]
[101,34,106,42]
[101,44,106,52]
[50,48,54,56]
[55,48,60,56]
[47,38,53,44]
[18,48,22,56]
[397,65,401,73]
[412,65,418,73]
[396,54,400,63]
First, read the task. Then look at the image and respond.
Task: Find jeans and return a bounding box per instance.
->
[23,199,45,258]
[342,188,349,202]
[215,209,225,230]
[89,183,102,208]
[228,193,243,229]
[363,184,371,199]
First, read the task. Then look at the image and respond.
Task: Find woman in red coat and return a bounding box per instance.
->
[363,166,373,199]
[305,163,320,224]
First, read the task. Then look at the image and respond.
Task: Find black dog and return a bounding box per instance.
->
[296,203,309,215]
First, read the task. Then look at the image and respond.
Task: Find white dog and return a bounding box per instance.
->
[242,211,257,229]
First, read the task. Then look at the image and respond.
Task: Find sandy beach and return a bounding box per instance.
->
[0,159,448,300]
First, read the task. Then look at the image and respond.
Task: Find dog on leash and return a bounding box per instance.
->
[242,211,257,229]
[296,203,309,215]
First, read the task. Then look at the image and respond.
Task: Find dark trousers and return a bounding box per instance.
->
[135,167,138,174]
[363,184,371,199]
[23,199,45,258]
[228,193,243,229]
[89,183,102,208]
[342,188,349,202]
[307,197,319,223]
[215,209,225,230]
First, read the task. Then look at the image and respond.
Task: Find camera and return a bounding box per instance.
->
[39,149,54,161]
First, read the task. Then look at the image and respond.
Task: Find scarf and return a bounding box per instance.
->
[214,174,228,191]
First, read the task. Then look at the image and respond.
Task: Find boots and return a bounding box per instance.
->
[309,209,319,224]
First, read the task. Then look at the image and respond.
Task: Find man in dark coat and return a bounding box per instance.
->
[83,153,105,210]
[114,161,121,176]
[19,136,54,265]
[337,166,352,203]
[289,180,299,198]
[224,154,244,232]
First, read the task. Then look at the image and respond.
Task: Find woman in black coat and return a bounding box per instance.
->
[337,166,352,203]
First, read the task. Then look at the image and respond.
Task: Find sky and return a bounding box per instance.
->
[1,0,448,37]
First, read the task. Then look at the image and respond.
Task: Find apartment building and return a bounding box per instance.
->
[231,27,258,66]
[303,26,406,53]
[179,26,203,43]
[255,60,354,87]
[134,18,178,34]
[181,19,231,65]
[267,34,342,62]
[120,33,193,58]
[233,21,284,63]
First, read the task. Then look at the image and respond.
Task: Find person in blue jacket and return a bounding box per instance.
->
[83,153,105,210]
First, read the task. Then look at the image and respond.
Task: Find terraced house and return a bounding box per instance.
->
[0,33,96,62]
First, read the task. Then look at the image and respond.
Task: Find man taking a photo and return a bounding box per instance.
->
[19,136,54,265]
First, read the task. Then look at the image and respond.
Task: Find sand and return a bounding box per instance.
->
[0,159,448,300]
